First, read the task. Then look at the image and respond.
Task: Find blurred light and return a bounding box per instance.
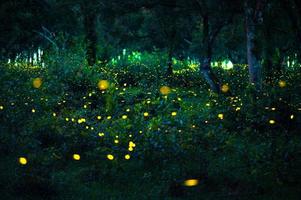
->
[278,80,286,88]
[98,80,109,90]
[184,179,199,187]
[221,84,229,93]
[73,154,80,160]
[19,157,27,165]
[33,78,42,89]
[269,119,276,124]
[107,154,114,160]
[160,86,171,95]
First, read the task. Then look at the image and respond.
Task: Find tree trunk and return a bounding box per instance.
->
[263,21,273,83]
[245,0,264,88]
[200,15,220,93]
[83,8,97,66]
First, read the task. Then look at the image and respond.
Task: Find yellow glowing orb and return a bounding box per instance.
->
[290,115,294,119]
[107,154,114,160]
[218,113,224,120]
[98,80,109,90]
[184,179,199,187]
[0,105,4,110]
[160,86,171,95]
[278,80,286,88]
[171,112,177,116]
[73,154,80,160]
[143,112,149,117]
[19,157,27,165]
[221,84,229,93]
[122,115,127,119]
[125,154,131,160]
[129,141,136,147]
[269,119,275,124]
[33,78,42,88]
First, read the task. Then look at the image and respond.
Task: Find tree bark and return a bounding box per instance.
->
[200,15,220,93]
[245,0,265,88]
[263,20,273,83]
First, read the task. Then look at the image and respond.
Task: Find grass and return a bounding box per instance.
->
[0,60,301,199]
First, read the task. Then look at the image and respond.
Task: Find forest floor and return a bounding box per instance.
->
[0,62,301,199]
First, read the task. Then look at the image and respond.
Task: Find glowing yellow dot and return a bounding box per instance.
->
[31,109,36,113]
[126,108,130,112]
[218,113,224,120]
[33,78,42,88]
[128,147,134,151]
[77,118,86,124]
[107,116,112,120]
[235,107,241,111]
[122,115,127,119]
[183,179,199,187]
[269,119,275,124]
[19,157,27,165]
[171,112,177,116]
[107,154,114,160]
[160,86,171,95]
[290,115,294,119]
[97,116,102,120]
[83,105,87,109]
[278,80,286,88]
[129,141,136,147]
[0,106,3,110]
[52,113,56,117]
[114,139,119,144]
[73,154,80,160]
[221,84,229,93]
[125,154,131,160]
[65,118,69,121]
[98,80,109,90]
[143,112,149,117]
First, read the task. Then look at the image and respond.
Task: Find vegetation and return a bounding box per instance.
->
[1,0,301,199]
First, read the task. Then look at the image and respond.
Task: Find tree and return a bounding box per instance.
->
[193,0,239,92]
[244,0,266,88]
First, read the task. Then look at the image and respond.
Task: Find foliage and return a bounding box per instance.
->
[0,55,301,199]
